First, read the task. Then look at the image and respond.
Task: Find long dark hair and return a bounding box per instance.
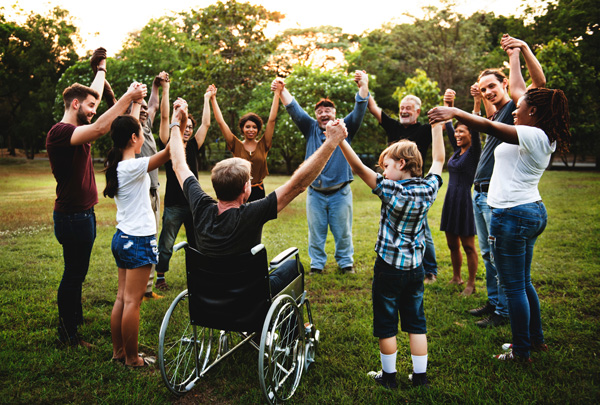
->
[524,88,571,155]
[103,116,140,198]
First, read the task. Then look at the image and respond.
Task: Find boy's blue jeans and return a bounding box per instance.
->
[489,201,547,358]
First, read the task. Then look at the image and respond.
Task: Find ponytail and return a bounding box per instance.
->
[103,115,141,198]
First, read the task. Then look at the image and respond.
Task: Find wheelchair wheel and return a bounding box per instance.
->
[158,290,198,395]
[258,295,305,404]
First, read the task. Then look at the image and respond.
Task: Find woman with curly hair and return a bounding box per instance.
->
[428,35,571,362]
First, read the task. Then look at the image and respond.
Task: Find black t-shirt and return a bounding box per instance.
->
[159,137,199,207]
[183,176,278,256]
[380,111,432,168]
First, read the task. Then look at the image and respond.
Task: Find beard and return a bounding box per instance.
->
[76,106,91,126]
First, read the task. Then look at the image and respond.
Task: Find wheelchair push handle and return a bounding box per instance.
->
[173,241,189,252]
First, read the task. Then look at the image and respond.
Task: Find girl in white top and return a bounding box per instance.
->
[428,36,571,362]
[103,113,171,368]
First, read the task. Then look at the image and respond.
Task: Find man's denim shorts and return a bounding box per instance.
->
[372,255,427,338]
[111,229,158,269]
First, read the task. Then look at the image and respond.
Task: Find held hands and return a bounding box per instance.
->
[153,71,170,87]
[90,47,107,74]
[354,70,368,89]
[271,78,285,93]
[205,84,217,99]
[172,97,188,127]
[126,82,147,102]
[443,89,456,107]
[324,119,348,144]
[428,106,456,125]
[470,82,482,101]
[501,34,525,57]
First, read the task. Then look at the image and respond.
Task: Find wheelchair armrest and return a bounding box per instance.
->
[251,244,265,255]
[270,247,299,267]
[174,241,189,253]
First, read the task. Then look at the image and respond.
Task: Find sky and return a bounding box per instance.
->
[6,0,531,55]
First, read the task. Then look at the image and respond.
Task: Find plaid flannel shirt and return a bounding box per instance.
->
[372,173,442,271]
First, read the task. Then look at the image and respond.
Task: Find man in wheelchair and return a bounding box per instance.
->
[168,98,349,292]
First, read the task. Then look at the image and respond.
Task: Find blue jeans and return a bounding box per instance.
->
[269,259,304,295]
[422,215,437,276]
[53,208,96,343]
[157,205,196,273]
[489,202,547,358]
[473,191,508,317]
[306,184,354,269]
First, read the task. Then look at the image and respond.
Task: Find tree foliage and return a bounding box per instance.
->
[0,6,79,157]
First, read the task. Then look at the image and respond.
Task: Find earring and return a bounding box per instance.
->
[528,113,534,116]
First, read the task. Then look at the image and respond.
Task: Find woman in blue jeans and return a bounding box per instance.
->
[429,84,571,361]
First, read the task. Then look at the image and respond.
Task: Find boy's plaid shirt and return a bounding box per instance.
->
[372,173,442,271]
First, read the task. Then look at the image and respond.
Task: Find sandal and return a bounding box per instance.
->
[126,354,156,368]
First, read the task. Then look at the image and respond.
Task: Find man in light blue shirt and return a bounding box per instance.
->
[273,71,370,274]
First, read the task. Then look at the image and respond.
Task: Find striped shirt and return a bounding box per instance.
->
[372,173,442,271]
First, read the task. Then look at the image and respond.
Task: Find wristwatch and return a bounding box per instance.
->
[169,122,180,129]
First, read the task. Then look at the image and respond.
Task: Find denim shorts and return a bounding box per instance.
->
[111,229,158,269]
[372,256,427,338]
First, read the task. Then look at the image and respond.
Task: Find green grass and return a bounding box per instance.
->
[0,159,599,404]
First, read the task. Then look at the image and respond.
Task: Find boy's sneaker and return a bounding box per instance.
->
[494,350,532,363]
[502,343,548,352]
[468,301,496,317]
[367,370,398,389]
[409,372,430,388]
[476,313,509,328]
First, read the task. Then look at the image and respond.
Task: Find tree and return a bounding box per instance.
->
[272,26,356,74]
[245,66,383,174]
[536,39,599,168]
[0,6,79,158]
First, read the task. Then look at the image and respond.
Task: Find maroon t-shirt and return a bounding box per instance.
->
[46,122,98,212]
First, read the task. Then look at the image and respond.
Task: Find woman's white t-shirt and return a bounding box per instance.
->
[115,157,156,236]
[488,125,556,209]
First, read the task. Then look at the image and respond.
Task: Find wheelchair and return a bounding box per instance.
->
[158,242,320,404]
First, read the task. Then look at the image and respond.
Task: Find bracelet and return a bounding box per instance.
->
[472,110,481,116]
[169,122,180,129]
[97,67,107,73]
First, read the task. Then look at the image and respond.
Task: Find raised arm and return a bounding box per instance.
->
[209,87,236,149]
[428,106,518,145]
[272,78,293,106]
[263,80,282,149]
[70,83,147,146]
[158,73,171,145]
[274,119,347,212]
[339,139,377,189]
[146,72,165,123]
[502,34,546,91]
[428,122,445,176]
[355,70,370,99]
[367,95,383,123]
[344,71,370,141]
[89,47,107,99]
[170,99,193,189]
[193,86,214,150]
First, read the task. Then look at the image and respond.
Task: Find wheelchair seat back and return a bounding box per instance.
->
[185,246,271,332]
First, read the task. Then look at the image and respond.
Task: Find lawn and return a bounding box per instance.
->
[0,158,598,404]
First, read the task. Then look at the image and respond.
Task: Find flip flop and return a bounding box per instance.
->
[126,355,156,369]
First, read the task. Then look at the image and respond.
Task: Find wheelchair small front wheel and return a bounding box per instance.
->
[259,295,305,404]
[158,289,198,395]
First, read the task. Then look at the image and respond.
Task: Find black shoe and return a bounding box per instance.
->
[368,370,398,389]
[476,312,510,328]
[342,266,356,274]
[409,372,430,387]
[309,268,323,275]
[468,301,496,317]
